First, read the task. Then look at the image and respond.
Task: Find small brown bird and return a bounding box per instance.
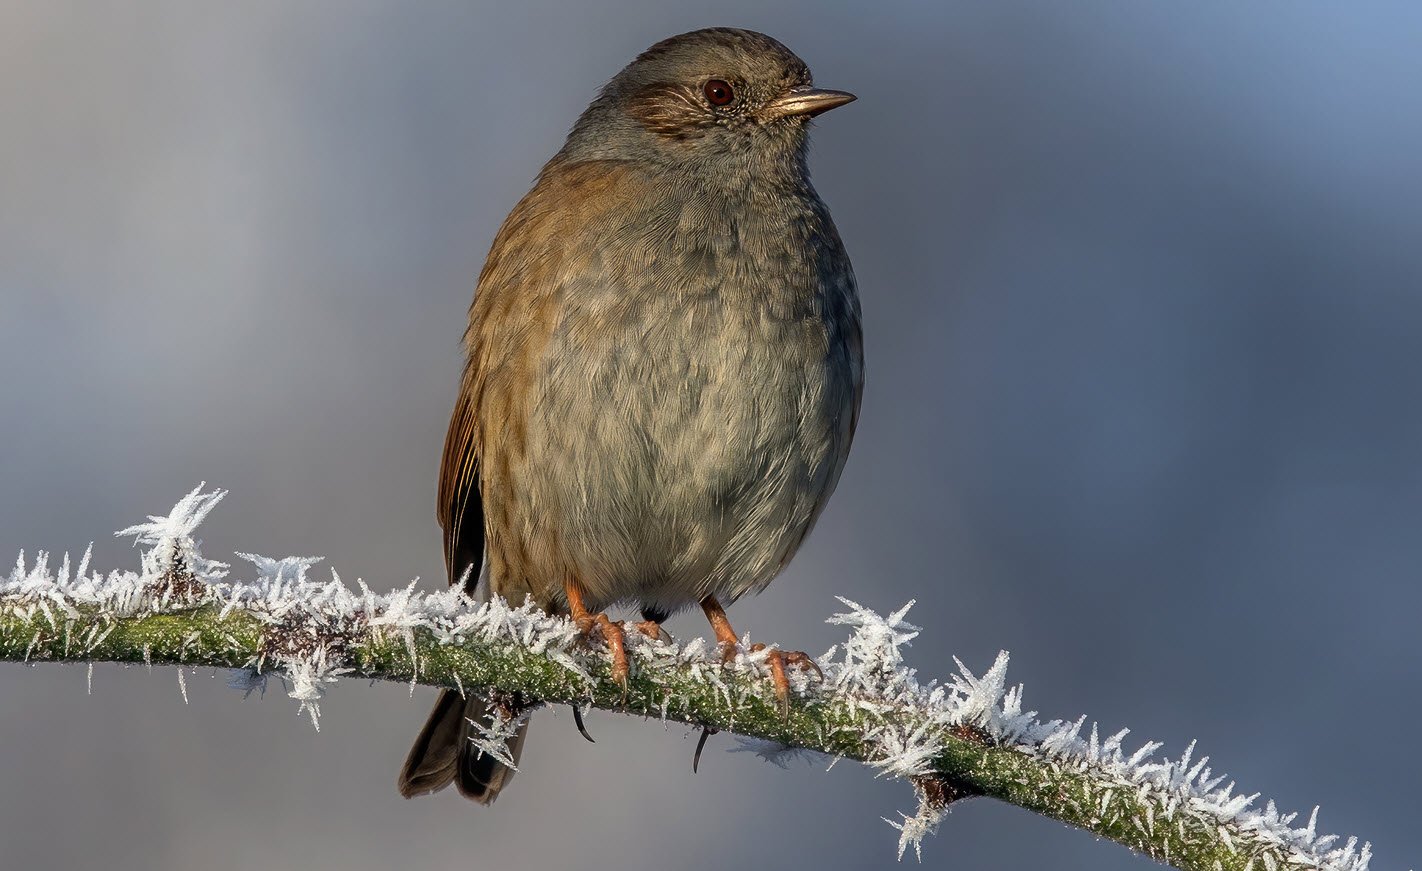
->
[398,27,862,803]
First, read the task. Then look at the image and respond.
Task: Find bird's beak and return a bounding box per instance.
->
[765,86,857,119]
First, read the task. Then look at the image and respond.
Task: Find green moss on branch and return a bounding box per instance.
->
[0,601,1343,871]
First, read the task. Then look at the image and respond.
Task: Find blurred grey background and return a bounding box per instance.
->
[2,2,1419,869]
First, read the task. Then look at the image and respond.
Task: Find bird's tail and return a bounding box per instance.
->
[397,689,528,804]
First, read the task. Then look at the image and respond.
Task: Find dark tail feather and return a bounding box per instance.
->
[397,689,528,804]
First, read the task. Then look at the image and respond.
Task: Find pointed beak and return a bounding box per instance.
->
[765,86,857,119]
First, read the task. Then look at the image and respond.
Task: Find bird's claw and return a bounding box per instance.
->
[574,612,630,694]
[571,704,596,743]
[693,725,718,773]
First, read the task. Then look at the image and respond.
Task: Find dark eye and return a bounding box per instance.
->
[703,79,735,107]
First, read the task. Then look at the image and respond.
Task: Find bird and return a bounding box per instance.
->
[397,27,862,804]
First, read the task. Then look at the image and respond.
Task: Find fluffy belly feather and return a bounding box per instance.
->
[515,294,850,613]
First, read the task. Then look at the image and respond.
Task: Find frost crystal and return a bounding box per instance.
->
[728,737,831,769]
[814,599,1375,869]
[0,486,1379,871]
[115,483,230,584]
[887,796,950,863]
[467,699,537,769]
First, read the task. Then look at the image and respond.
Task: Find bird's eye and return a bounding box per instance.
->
[703,79,735,107]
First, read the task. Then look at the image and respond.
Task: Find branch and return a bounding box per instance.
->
[1,486,1375,870]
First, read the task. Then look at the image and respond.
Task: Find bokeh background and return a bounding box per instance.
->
[3,2,1419,869]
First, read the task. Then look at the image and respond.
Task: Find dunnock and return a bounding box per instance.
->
[398,27,862,803]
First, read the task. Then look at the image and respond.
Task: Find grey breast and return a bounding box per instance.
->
[520,174,859,613]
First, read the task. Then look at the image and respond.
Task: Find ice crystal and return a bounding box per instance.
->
[467,700,537,769]
[115,483,229,583]
[728,736,831,769]
[887,796,950,862]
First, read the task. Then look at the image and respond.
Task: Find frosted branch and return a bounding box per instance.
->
[0,486,1377,870]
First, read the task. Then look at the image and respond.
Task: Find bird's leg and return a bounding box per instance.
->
[699,596,822,716]
[565,580,629,691]
[700,595,742,653]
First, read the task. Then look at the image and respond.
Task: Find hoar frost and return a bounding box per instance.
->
[0,485,1377,870]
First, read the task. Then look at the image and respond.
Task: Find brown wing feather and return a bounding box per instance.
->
[435,158,587,596]
[447,159,647,606]
[437,377,484,593]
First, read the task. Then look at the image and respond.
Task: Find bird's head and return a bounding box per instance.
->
[560,28,855,185]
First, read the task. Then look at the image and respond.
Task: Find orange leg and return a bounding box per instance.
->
[701,596,741,648]
[565,581,629,690]
[699,596,822,715]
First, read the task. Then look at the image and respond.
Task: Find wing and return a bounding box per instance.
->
[437,378,484,593]
[436,157,648,598]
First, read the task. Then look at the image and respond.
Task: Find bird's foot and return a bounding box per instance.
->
[631,619,672,643]
[574,612,629,691]
[717,641,822,716]
[752,644,822,715]
[698,596,819,716]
